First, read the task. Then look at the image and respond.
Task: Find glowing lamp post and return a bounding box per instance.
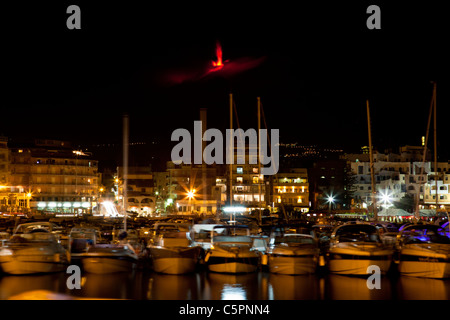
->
[379,190,393,209]
[327,196,335,213]
[187,189,196,214]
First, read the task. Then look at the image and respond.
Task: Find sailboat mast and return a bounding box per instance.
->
[367,100,377,221]
[229,93,233,208]
[123,114,129,232]
[257,97,262,225]
[415,85,434,219]
[433,82,438,213]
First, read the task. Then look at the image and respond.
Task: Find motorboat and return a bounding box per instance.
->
[204,225,261,274]
[81,229,139,274]
[190,223,222,250]
[327,222,394,275]
[0,222,69,275]
[68,227,102,267]
[265,228,320,275]
[0,232,10,247]
[312,224,335,267]
[81,243,138,274]
[147,223,203,274]
[396,223,450,278]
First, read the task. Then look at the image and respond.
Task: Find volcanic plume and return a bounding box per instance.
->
[161,41,266,86]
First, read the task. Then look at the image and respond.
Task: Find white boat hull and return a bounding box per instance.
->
[206,247,260,274]
[398,260,450,278]
[268,245,319,275]
[268,255,317,275]
[152,257,198,274]
[82,257,137,274]
[328,258,392,275]
[328,243,393,275]
[398,244,450,278]
[149,246,202,274]
[0,248,68,275]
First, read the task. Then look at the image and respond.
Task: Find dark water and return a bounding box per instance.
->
[1,269,449,300]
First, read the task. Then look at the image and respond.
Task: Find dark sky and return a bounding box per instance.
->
[2,1,449,169]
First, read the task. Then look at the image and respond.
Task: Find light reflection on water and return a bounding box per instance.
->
[0,270,450,300]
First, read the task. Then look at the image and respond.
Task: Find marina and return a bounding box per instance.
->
[1,4,449,315]
[1,213,449,300]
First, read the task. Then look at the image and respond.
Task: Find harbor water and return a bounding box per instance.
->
[1,269,450,300]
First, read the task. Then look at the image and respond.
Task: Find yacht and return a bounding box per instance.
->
[0,222,69,275]
[81,242,139,274]
[396,223,450,278]
[190,223,222,250]
[266,229,320,275]
[327,222,394,275]
[68,227,102,267]
[147,223,203,274]
[205,225,261,274]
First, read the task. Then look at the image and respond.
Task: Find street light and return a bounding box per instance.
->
[379,190,393,209]
[327,195,335,213]
[187,189,196,214]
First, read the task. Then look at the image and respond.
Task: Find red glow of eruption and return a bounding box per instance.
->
[212,42,224,68]
[161,41,266,86]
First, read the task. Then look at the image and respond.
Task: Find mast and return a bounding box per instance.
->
[257,97,262,225]
[367,100,377,221]
[415,83,434,219]
[433,82,438,213]
[122,113,129,231]
[229,93,233,208]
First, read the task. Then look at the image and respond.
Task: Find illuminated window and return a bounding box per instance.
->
[253,168,258,173]
[252,176,259,184]
[297,197,302,203]
[237,167,243,174]
[236,177,243,183]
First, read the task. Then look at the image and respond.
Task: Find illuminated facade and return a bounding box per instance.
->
[271,168,309,213]
[8,139,100,215]
[0,136,8,185]
[167,162,219,215]
[344,146,450,212]
[116,166,155,216]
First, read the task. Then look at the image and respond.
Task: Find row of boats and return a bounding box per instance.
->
[0,219,449,279]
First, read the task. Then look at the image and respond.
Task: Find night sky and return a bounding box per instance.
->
[2,1,449,170]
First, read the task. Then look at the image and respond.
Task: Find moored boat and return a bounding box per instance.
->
[68,227,102,267]
[148,222,203,274]
[0,222,69,275]
[82,242,138,274]
[205,225,261,274]
[396,223,450,278]
[266,230,319,275]
[327,222,394,275]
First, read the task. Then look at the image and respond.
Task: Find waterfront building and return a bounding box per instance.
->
[167,161,219,215]
[0,136,8,186]
[307,160,348,211]
[341,145,450,212]
[116,166,155,216]
[270,168,309,213]
[8,139,100,215]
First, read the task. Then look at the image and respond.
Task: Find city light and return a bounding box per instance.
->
[187,189,196,199]
[223,206,246,213]
[379,190,393,208]
[326,194,335,213]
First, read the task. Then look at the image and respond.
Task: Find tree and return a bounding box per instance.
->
[342,164,358,208]
[393,194,415,212]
